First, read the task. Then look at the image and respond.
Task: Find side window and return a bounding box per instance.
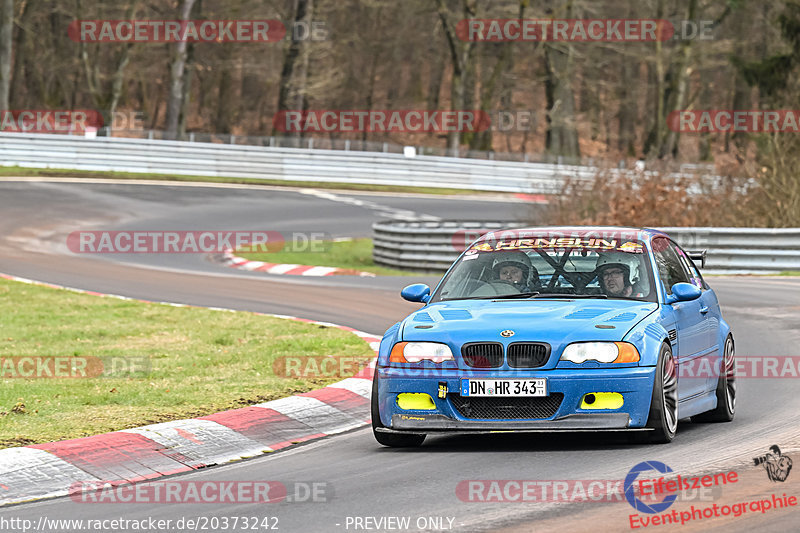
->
[651,238,691,295]
[673,242,707,290]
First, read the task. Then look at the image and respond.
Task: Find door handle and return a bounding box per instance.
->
[699,306,709,314]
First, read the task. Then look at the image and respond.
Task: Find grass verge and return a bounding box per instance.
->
[0,166,484,196]
[237,238,427,276]
[0,278,375,448]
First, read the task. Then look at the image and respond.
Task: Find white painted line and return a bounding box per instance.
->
[302,266,338,276]
[238,261,266,271]
[266,263,301,274]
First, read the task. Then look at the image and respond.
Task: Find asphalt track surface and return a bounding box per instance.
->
[1,179,799,532]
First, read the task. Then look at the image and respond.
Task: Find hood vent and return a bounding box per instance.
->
[439,309,473,320]
[609,312,637,322]
[413,312,434,322]
[564,308,609,320]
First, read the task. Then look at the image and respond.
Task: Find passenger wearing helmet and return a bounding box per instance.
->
[492,252,539,292]
[596,253,636,298]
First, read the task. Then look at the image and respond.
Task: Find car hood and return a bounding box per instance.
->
[402,299,657,348]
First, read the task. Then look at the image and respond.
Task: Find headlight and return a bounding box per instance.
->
[390,342,454,364]
[560,342,640,364]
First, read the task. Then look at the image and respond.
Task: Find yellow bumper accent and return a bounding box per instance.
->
[396,393,437,410]
[580,392,624,410]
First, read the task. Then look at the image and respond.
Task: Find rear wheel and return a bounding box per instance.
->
[692,335,735,423]
[635,343,678,444]
[371,369,426,447]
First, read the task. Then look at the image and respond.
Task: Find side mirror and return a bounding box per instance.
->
[401,284,431,303]
[666,282,702,304]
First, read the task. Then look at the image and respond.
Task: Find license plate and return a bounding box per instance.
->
[460,379,548,397]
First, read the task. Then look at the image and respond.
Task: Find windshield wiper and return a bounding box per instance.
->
[533,293,608,299]
[486,291,541,300]
[446,291,541,301]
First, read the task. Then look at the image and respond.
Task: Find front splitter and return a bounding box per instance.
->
[384,412,647,433]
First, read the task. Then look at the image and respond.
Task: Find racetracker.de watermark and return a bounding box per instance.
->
[669,110,800,132]
[0,356,150,378]
[679,356,800,379]
[68,20,286,43]
[0,110,102,133]
[273,356,372,379]
[383,356,800,379]
[69,480,330,504]
[457,19,716,42]
[66,231,330,254]
[273,110,491,133]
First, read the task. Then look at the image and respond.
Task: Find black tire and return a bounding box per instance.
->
[691,335,736,423]
[370,369,426,447]
[635,342,678,444]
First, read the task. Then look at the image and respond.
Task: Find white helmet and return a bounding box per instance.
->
[595,252,633,286]
[491,251,537,287]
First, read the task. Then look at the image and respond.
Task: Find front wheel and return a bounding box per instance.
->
[371,369,426,447]
[635,343,678,444]
[691,335,736,423]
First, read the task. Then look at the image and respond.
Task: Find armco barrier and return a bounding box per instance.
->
[372,221,800,274]
[0,132,592,193]
[0,132,708,194]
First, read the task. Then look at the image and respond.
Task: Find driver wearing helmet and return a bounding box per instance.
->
[492,252,539,292]
[596,253,640,298]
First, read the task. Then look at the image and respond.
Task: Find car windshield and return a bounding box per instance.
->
[432,232,656,302]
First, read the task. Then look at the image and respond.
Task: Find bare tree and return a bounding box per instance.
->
[165,0,197,139]
[541,0,581,161]
[273,0,313,137]
[0,0,13,109]
[436,0,477,156]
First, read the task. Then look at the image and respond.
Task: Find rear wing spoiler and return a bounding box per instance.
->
[686,250,707,268]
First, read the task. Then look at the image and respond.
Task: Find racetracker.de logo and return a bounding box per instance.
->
[67,231,286,254]
[680,356,800,379]
[69,481,287,504]
[669,110,800,132]
[272,110,491,133]
[0,110,102,133]
[457,19,673,42]
[456,480,627,502]
[68,20,286,43]
[273,356,372,379]
[0,356,150,378]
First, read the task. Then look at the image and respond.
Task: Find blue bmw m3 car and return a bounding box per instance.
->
[371,227,736,446]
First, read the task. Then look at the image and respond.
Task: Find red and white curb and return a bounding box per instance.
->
[219,248,376,277]
[0,272,380,506]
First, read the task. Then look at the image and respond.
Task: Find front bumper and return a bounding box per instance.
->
[385,413,640,432]
[375,366,655,431]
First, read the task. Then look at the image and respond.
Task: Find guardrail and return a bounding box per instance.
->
[88,127,591,164]
[0,132,707,194]
[372,220,800,274]
[0,132,595,193]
